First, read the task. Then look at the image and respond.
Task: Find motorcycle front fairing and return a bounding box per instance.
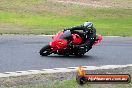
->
[49,30,72,52]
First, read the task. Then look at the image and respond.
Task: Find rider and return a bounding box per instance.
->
[63,22,96,55]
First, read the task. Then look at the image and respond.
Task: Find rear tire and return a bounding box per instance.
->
[39,45,51,56]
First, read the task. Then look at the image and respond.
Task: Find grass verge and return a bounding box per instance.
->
[0,0,132,36]
[7,77,132,88]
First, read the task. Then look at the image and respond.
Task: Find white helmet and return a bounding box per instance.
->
[83,22,93,28]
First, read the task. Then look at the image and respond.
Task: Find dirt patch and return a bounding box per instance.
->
[54,0,132,9]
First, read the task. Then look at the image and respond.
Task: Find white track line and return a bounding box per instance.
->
[0,64,132,78]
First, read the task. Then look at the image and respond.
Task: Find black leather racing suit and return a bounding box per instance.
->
[64,25,96,54]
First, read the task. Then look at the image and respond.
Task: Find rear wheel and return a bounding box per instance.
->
[39,45,52,56]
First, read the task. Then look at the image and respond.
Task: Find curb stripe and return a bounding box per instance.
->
[0,64,132,78]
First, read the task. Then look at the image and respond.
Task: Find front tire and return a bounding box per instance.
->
[39,45,51,56]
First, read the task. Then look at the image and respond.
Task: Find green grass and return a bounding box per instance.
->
[8,78,132,88]
[0,0,132,36]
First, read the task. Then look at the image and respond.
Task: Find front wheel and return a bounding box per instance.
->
[39,45,52,56]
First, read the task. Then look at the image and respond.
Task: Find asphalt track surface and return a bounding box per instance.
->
[0,35,132,73]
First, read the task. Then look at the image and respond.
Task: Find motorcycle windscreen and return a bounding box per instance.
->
[60,30,72,40]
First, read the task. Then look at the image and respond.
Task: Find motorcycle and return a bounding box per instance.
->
[39,30,102,56]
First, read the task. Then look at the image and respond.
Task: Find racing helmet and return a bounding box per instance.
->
[72,33,82,45]
[83,22,93,28]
